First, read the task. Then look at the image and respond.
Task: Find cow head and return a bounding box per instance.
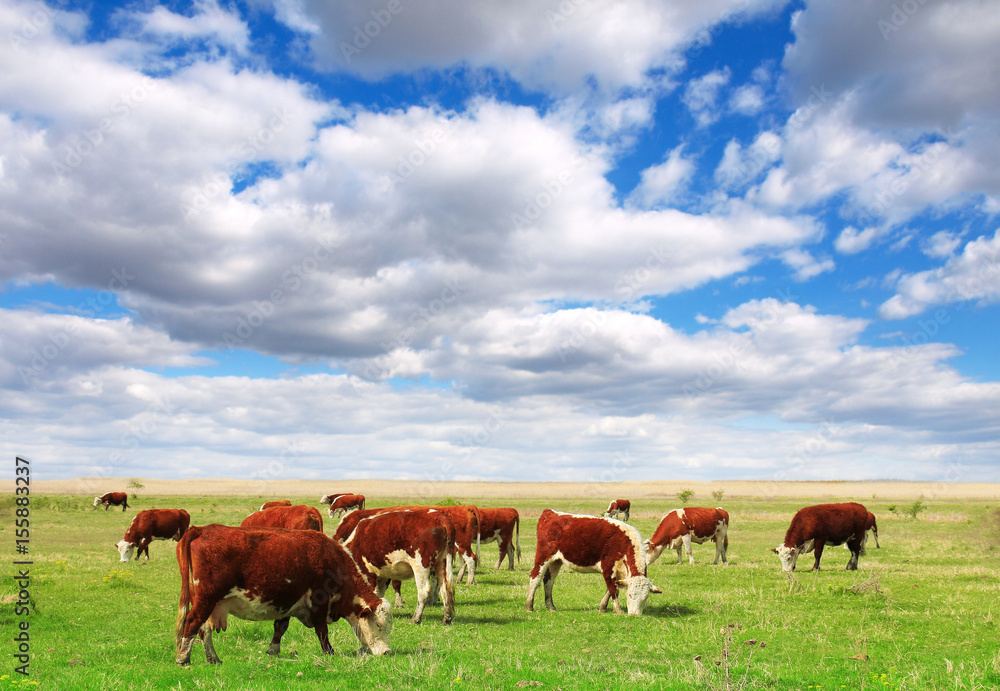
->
[643,538,667,566]
[116,539,135,562]
[625,576,662,615]
[348,598,392,655]
[93,496,103,507]
[772,545,799,573]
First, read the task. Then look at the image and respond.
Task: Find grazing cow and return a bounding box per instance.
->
[603,499,631,522]
[326,494,366,519]
[175,524,392,665]
[336,505,481,586]
[117,509,191,562]
[476,507,521,570]
[526,509,661,615]
[242,505,323,533]
[260,499,292,511]
[772,502,870,574]
[644,507,729,566]
[319,492,348,505]
[341,509,456,624]
[94,492,130,512]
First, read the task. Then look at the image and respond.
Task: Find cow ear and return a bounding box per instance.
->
[649,584,663,594]
[771,548,779,554]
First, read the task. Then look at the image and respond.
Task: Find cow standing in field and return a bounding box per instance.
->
[773,502,870,574]
[476,507,521,570]
[242,505,323,532]
[526,509,661,615]
[324,494,366,519]
[603,499,631,522]
[117,509,191,561]
[259,499,292,511]
[94,492,130,511]
[341,508,456,624]
[175,524,392,665]
[336,505,481,586]
[644,507,729,566]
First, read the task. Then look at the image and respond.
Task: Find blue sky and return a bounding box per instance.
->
[2,0,999,485]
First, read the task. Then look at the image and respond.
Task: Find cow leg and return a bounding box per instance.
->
[138,538,152,560]
[598,567,621,614]
[811,540,826,571]
[675,542,684,565]
[392,580,405,607]
[495,536,511,570]
[542,561,562,611]
[313,618,335,655]
[427,571,439,606]
[525,561,548,612]
[714,530,729,565]
[846,535,863,571]
[460,551,476,585]
[267,617,291,656]
[201,627,221,664]
[411,569,433,624]
[177,596,223,665]
[105,504,110,511]
[436,557,455,624]
[683,534,695,565]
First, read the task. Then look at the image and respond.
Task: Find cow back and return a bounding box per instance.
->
[242,505,323,532]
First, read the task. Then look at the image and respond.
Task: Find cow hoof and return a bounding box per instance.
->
[266,647,280,656]
[545,603,556,612]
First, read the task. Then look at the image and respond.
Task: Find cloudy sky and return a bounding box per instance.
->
[2,0,998,488]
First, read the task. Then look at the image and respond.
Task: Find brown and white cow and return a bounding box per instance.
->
[259,499,292,511]
[175,524,392,665]
[94,492,130,511]
[773,502,870,574]
[319,492,348,505]
[325,494,366,519]
[526,509,661,616]
[336,505,481,586]
[117,509,191,561]
[644,507,729,566]
[242,505,323,533]
[341,508,456,624]
[603,499,631,522]
[476,507,521,570]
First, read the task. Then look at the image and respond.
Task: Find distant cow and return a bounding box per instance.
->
[319,493,348,505]
[260,499,292,511]
[117,509,191,561]
[645,507,729,566]
[526,509,661,615]
[336,505,481,586]
[175,524,392,665]
[476,507,521,570]
[94,492,130,511]
[603,499,631,522]
[326,494,366,519]
[773,502,870,574]
[242,505,323,533]
[341,508,456,624]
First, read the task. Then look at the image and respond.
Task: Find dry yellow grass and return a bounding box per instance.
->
[29,476,1000,500]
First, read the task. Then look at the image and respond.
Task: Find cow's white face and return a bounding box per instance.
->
[93,496,102,506]
[643,539,667,566]
[348,599,392,655]
[774,545,798,573]
[625,576,662,615]
[116,540,134,562]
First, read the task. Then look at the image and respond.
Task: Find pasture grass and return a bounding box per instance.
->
[1,494,998,689]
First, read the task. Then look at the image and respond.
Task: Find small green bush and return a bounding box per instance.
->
[676,489,694,505]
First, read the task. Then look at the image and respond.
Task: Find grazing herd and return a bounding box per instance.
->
[100,493,881,664]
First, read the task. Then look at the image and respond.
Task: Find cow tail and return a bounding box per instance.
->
[175,527,198,652]
[515,514,521,562]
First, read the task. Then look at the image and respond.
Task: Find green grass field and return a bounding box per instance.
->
[2,493,999,690]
